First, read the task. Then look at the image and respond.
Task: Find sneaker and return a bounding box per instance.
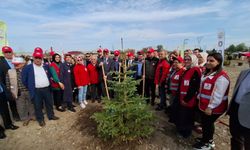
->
[193,141,212,150]
[83,100,88,105]
[80,103,86,109]
[195,138,215,148]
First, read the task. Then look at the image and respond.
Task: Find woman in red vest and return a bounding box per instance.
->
[168,56,185,123]
[73,56,90,109]
[176,54,201,138]
[193,52,230,150]
[49,53,65,112]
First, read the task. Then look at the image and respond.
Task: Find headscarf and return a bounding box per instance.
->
[198,52,208,66]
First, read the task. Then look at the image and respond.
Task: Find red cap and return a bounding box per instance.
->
[173,56,184,63]
[33,52,43,59]
[49,51,55,56]
[97,48,103,53]
[2,46,13,53]
[127,52,134,57]
[103,48,109,53]
[147,48,155,53]
[34,47,43,54]
[137,51,143,55]
[114,50,120,56]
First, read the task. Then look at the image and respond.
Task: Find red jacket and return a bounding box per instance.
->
[87,63,99,84]
[73,64,90,86]
[154,59,170,85]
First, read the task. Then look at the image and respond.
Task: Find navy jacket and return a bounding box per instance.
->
[21,63,51,100]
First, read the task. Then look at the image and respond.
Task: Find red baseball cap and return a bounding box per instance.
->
[127,52,134,57]
[103,48,109,53]
[173,56,184,63]
[2,46,13,53]
[97,48,103,53]
[114,50,120,56]
[147,48,155,53]
[34,47,43,53]
[33,52,43,59]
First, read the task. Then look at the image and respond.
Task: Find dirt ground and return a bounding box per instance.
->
[0,60,249,150]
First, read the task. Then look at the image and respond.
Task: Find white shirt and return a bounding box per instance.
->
[33,64,50,88]
[200,72,230,109]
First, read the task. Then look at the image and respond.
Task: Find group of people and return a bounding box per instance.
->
[0,45,249,150]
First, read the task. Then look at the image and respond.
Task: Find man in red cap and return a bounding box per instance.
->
[127,52,135,67]
[97,48,114,99]
[113,50,121,72]
[144,48,159,105]
[0,46,20,121]
[97,48,103,63]
[22,47,60,127]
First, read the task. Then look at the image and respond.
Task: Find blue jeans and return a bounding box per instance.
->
[33,87,54,122]
[78,86,88,103]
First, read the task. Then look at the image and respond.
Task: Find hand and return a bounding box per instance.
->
[99,62,103,66]
[156,84,159,89]
[204,108,212,116]
[58,82,65,90]
[142,75,145,79]
[104,75,107,80]
[181,100,188,106]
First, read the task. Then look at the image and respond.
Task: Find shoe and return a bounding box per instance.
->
[49,116,59,120]
[38,121,46,127]
[68,107,76,112]
[193,141,212,150]
[195,138,215,148]
[56,106,66,112]
[155,106,164,111]
[5,124,19,130]
[80,103,86,109]
[72,104,76,107]
[83,100,88,105]
[0,132,6,139]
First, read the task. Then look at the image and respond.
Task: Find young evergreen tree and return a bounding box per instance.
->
[92,53,155,143]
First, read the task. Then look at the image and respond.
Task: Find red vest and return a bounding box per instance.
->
[199,70,229,114]
[50,62,60,88]
[170,68,184,96]
[179,67,201,108]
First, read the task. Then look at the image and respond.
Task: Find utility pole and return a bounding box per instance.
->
[121,37,124,52]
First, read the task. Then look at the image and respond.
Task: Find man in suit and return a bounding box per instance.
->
[98,48,114,98]
[228,52,250,150]
[0,46,20,121]
[22,48,59,127]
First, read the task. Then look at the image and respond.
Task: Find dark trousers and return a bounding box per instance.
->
[145,78,155,104]
[0,125,4,132]
[89,84,99,100]
[0,93,12,128]
[201,112,220,143]
[159,82,166,108]
[97,82,103,99]
[229,101,250,150]
[6,90,20,119]
[136,76,143,96]
[53,90,63,107]
[33,87,54,122]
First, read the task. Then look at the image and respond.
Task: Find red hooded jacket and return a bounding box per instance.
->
[73,64,90,86]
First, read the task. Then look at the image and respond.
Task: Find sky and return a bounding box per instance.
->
[1,0,250,53]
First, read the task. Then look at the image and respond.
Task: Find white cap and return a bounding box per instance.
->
[12,57,25,64]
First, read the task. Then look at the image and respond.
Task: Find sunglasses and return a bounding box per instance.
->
[77,59,83,62]
[4,51,12,54]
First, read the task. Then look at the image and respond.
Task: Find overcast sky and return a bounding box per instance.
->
[1,0,250,52]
